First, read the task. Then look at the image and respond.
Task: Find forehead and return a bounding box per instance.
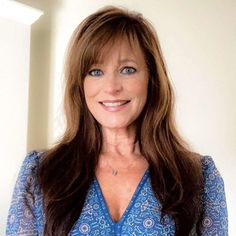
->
[95,37,145,65]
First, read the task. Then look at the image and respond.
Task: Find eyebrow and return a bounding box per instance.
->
[91,58,138,67]
[118,59,138,65]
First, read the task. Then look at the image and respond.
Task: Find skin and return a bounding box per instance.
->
[84,38,149,222]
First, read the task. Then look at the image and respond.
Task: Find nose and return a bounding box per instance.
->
[103,72,122,94]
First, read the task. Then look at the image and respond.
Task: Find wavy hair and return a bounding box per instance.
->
[39,6,203,235]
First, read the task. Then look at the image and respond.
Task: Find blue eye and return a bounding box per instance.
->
[88,69,103,77]
[121,67,136,75]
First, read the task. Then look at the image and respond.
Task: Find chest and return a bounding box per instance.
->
[96,169,146,222]
[69,173,175,236]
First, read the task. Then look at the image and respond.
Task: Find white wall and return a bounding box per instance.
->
[0,17,30,233]
[0,1,42,234]
[4,0,236,235]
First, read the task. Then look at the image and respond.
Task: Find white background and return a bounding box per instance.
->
[1,0,235,235]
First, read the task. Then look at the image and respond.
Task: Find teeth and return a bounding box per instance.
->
[101,101,128,107]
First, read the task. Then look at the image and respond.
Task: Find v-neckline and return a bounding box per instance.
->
[94,168,150,226]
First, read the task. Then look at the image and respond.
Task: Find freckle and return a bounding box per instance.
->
[127,187,132,193]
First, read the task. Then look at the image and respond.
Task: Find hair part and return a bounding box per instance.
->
[39,6,203,236]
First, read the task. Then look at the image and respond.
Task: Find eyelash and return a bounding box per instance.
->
[88,66,137,77]
[120,66,136,75]
[88,69,103,77]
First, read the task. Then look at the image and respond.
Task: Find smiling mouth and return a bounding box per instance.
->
[99,101,130,107]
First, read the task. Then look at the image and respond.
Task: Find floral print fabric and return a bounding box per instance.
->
[6,151,228,235]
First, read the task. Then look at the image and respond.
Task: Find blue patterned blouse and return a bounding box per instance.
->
[6,151,228,235]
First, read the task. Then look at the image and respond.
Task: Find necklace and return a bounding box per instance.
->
[106,156,140,176]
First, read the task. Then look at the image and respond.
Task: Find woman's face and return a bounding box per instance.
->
[83,39,149,130]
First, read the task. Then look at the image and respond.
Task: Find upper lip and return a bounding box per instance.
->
[99,99,130,103]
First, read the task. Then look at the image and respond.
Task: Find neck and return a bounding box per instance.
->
[98,126,147,176]
[101,126,140,157]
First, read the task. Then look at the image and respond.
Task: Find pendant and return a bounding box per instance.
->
[112,169,118,176]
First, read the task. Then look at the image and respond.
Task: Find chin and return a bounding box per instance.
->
[101,124,129,130]
[99,120,132,130]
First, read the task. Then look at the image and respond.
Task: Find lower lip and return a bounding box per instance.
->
[99,102,129,112]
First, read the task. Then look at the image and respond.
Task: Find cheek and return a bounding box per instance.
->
[135,81,149,110]
[130,80,148,100]
[84,80,99,99]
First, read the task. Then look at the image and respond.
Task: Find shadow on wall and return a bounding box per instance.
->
[16,0,63,151]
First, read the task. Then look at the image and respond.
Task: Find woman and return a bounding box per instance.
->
[6,6,227,236]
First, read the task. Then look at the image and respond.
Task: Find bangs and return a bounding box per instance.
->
[80,19,142,79]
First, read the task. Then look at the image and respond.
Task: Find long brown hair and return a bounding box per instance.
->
[39,6,203,235]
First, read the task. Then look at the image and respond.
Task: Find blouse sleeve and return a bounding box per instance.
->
[198,156,228,236]
[6,151,43,236]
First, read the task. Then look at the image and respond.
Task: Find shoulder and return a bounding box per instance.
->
[10,150,45,206]
[16,151,44,184]
[12,150,44,196]
[200,155,225,197]
[6,151,45,235]
[21,150,43,167]
[201,155,218,171]
[198,155,228,234]
[201,155,220,176]
[200,155,224,186]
